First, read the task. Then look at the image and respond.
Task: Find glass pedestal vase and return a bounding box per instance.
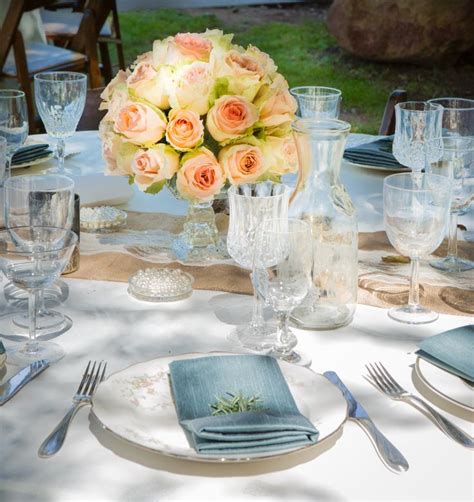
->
[172,201,228,263]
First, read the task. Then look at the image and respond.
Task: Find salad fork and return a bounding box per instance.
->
[38,360,107,458]
[365,362,473,449]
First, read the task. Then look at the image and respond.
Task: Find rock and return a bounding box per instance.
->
[327,0,474,64]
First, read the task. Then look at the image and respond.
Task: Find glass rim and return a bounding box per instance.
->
[427,97,474,111]
[34,71,87,82]
[259,217,310,235]
[426,135,474,150]
[0,227,78,255]
[4,174,75,192]
[0,89,26,99]
[291,118,351,134]
[396,101,443,112]
[227,183,291,199]
[383,173,451,193]
[290,86,342,98]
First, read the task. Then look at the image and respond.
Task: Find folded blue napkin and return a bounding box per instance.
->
[416,325,474,383]
[344,137,406,169]
[12,144,52,166]
[169,354,319,455]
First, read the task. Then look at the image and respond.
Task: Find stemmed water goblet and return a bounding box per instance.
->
[290,86,341,119]
[0,90,28,182]
[428,136,474,272]
[4,175,75,334]
[253,218,313,366]
[0,227,77,364]
[383,173,451,324]
[227,182,289,351]
[393,101,444,175]
[34,72,87,173]
[428,98,474,137]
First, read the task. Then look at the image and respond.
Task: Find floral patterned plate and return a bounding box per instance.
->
[92,352,348,462]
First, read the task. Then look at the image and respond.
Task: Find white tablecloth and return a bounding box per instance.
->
[1,131,473,501]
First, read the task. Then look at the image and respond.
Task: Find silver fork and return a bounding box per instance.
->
[38,360,107,458]
[364,362,473,449]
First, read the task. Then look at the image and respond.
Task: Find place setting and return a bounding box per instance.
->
[0,6,474,500]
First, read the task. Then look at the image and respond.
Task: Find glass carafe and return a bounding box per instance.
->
[289,119,358,329]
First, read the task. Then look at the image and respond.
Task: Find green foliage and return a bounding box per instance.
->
[144,180,166,194]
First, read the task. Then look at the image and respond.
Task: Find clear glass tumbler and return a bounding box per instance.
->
[290,86,341,119]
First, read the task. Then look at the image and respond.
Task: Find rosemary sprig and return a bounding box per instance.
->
[210,391,262,416]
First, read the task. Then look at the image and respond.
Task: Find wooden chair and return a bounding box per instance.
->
[76,87,105,131]
[0,0,102,129]
[379,89,408,136]
[42,0,126,82]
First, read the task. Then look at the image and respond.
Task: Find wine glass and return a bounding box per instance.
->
[0,90,28,181]
[383,173,451,324]
[428,98,474,137]
[428,136,474,272]
[253,218,313,366]
[290,86,341,119]
[34,72,87,173]
[0,227,77,365]
[393,102,444,174]
[227,182,289,351]
[4,175,75,333]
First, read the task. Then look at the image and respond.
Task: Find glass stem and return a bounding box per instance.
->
[446,211,458,260]
[56,138,66,172]
[5,154,12,180]
[250,272,264,330]
[36,289,46,315]
[275,312,291,356]
[26,290,38,354]
[408,257,420,309]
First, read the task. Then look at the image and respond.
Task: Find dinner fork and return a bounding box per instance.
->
[364,362,473,449]
[38,360,107,458]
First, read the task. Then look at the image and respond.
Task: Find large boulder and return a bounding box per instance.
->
[327,0,474,64]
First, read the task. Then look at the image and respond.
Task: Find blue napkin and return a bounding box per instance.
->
[344,137,406,169]
[416,325,474,383]
[169,355,319,455]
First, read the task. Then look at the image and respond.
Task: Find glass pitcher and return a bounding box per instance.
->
[289,119,358,329]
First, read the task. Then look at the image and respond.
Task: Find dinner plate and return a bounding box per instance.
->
[342,158,408,173]
[92,352,348,463]
[415,357,474,411]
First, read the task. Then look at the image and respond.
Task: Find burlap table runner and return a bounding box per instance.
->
[68,211,474,316]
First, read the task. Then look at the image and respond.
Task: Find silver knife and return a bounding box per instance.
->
[0,359,50,405]
[324,371,409,474]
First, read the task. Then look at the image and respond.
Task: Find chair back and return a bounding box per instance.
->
[379,89,408,136]
[76,87,106,131]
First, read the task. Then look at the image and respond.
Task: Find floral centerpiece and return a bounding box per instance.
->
[99,29,297,261]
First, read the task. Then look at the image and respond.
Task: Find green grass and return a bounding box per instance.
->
[118,9,474,134]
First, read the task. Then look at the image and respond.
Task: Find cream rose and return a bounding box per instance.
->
[132,144,179,191]
[166,109,204,151]
[206,95,259,143]
[264,135,298,176]
[168,62,214,116]
[219,143,266,184]
[153,33,212,66]
[258,77,297,129]
[100,69,129,105]
[100,122,129,175]
[127,63,170,109]
[214,49,264,102]
[114,102,167,146]
[177,147,225,202]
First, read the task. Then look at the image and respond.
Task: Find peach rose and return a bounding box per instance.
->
[174,33,212,61]
[166,109,204,151]
[219,143,266,184]
[132,144,179,191]
[206,95,259,143]
[177,147,225,202]
[114,102,167,146]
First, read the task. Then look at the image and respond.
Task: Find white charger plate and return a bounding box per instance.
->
[92,352,348,463]
[342,158,408,173]
[415,357,474,411]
